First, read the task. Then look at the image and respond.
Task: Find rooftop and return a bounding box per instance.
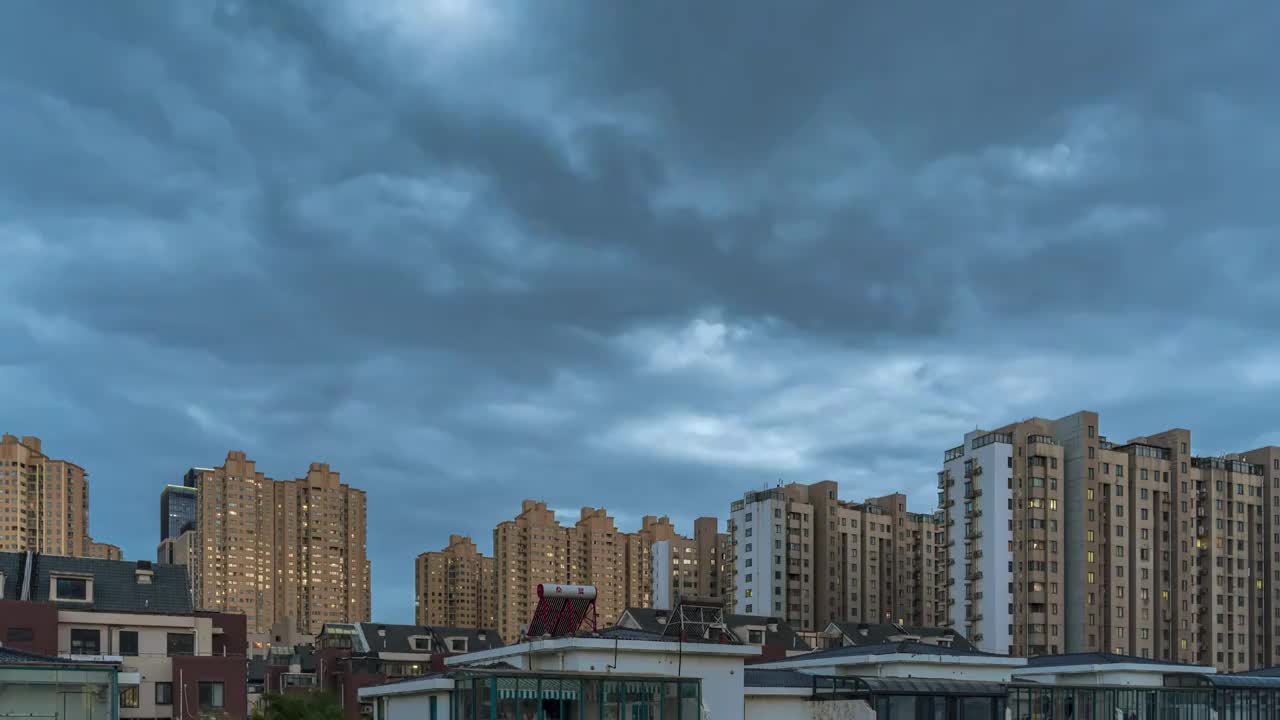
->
[1,552,193,615]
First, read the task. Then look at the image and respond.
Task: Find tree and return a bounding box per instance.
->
[250,691,344,720]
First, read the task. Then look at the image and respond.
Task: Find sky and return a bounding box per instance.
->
[3,1,1280,624]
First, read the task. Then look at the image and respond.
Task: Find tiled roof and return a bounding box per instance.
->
[21,553,193,614]
[789,640,1009,662]
[352,623,504,654]
[1024,652,1189,667]
[619,608,809,650]
[829,622,976,652]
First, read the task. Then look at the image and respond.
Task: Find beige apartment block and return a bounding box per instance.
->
[494,500,570,644]
[157,529,195,566]
[942,409,1280,671]
[727,481,937,633]
[416,534,496,630]
[642,515,731,612]
[186,452,370,639]
[85,537,123,560]
[491,500,702,643]
[274,463,370,636]
[0,434,92,557]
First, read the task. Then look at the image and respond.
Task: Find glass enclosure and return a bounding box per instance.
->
[0,666,117,720]
[452,673,700,720]
[1006,685,1214,719]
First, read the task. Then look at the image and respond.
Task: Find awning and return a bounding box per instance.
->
[814,675,1008,698]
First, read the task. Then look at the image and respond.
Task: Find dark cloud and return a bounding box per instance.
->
[2,0,1279,622]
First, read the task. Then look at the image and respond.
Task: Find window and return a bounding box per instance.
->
[1116,465,1124,478]
[167,633,195,656]
[119,630,139,656]
[450,638,467,652]
[198,681,224,709]
[748,629,764,644]
[69,629,101,655]
[120,686,140,709]
[53,576,90,601]
[156,682,173,705]
[6,627,33,642]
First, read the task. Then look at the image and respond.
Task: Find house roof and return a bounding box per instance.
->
[344,623,504,654]
[1024,652,1187,668]
[829,622,975,652]
[1,552,193,614]
[618,608,809,651]
[788,640,1009,663]
[0,645,109,667]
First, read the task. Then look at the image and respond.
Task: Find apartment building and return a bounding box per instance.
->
[0,552,248,719]
[940,410,1280,672]
[273,463,371,636]
[939,420,1067,657]
[644,515,727,610]
[0,434,92,557]
[157,529,195,567]
[415,535,496,629]
[728,482,937,633]
[85,538,123,560]
[492,501,680,643]
[183,452,371,641]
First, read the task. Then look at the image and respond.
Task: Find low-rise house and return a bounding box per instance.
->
[820,621,976,652]
[0,551,247,719]
[312,622,504,719]
[616,608,811,663]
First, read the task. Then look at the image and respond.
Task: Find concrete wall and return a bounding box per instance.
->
[384,691,450,720]
[521,648,746,719]
[745,694,812,720]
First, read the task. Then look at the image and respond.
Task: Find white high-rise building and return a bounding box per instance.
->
[728,487,812,623]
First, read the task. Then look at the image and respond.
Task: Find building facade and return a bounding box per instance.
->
[415,535,496,630]
[184,451,371,640]
[85,538,123,560]
[0,434,93,557]
[0,552,248,720]
[160,483,199,541]
[940,409,1280,672]
[728,482,938,633]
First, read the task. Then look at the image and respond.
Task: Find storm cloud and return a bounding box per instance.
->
[3,1,1279,622]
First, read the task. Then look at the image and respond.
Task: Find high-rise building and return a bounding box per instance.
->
[416,534,496,630]
[274,462,370,636]
[188,451,278,636]
[491,500,692,644]
[184,451,370,640]
[160,482,199,541]
[158,528,195,566]
[0,434,92,557]
[494,500,569,644]
[939,420,1067,657]
[643,516,728,610]
[85,537,123,560]
[728,482,937,632]
[939,410,1280,672]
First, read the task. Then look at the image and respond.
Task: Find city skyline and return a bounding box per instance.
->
[5,1,1280,630]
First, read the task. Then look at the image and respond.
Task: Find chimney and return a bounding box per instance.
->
[135,560,154,585]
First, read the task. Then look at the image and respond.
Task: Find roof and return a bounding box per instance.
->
[829,622,976,652]
[0,646,111,667]
[792,640,1009,663]
[1025,652,1188,668]
[744,669,814,688]
[816,675,1008,697]
[3,552,193,614]
[1228,666,1280,678]
[1166,673,1280,690]
[349,623,504,654]
[618,608,809,651]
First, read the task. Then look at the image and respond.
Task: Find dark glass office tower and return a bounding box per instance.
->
[159,481,199,541]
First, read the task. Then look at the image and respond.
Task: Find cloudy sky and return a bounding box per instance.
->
[3,1,1280,623]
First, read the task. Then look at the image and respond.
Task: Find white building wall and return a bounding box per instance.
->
[652,540,672,610]
[731,495,784,617]
[745,694,818,720]
[945,435,1013,655]
[384,692,450,720]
